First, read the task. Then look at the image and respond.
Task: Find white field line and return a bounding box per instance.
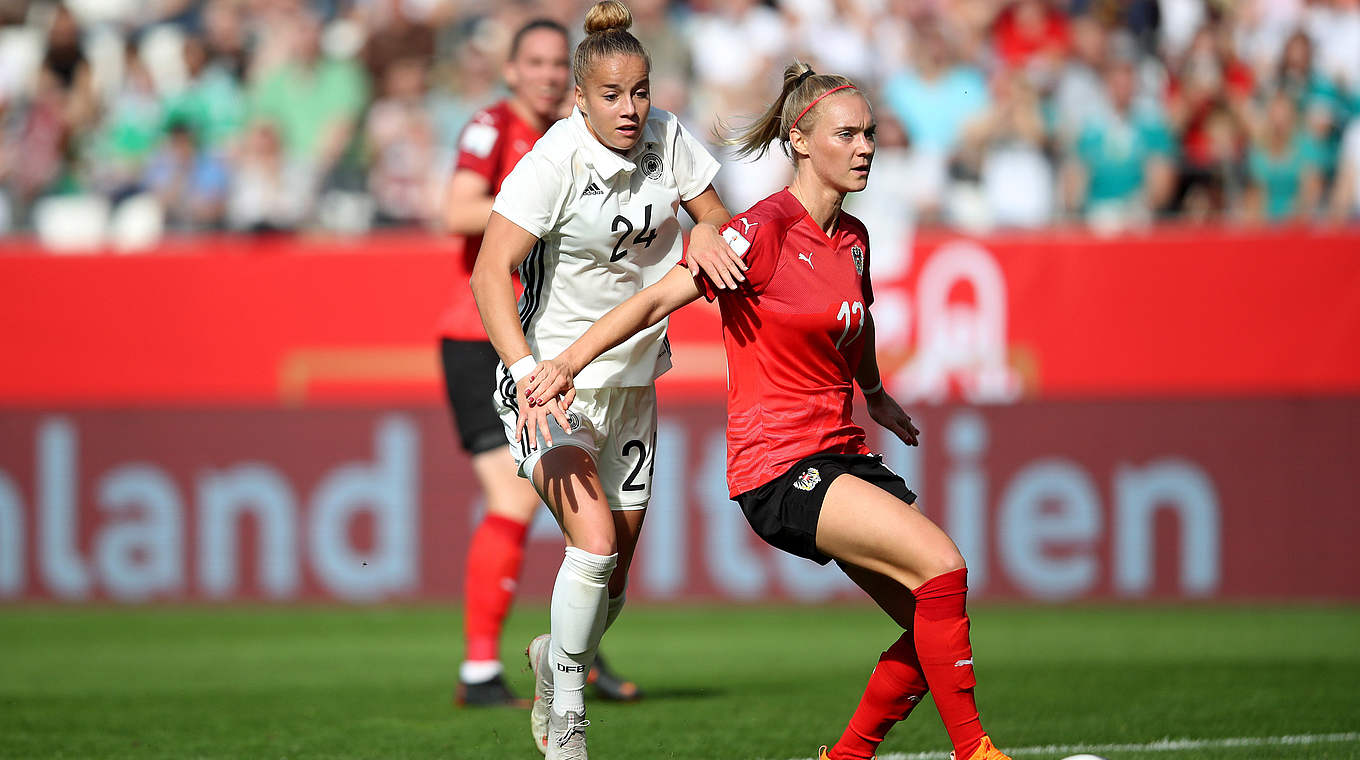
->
[781,731,1360,760]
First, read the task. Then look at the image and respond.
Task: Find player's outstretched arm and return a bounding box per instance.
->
[442,169,495,234]
[526,265,703,404]
[471,211,573,443]
[857,314,920,446]
[680,185,747,290]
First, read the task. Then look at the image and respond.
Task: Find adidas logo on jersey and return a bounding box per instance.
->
[581,182,604,197]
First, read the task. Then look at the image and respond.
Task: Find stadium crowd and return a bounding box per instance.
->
[1,0,1359,241]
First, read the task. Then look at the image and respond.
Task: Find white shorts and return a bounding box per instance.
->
[495,384,658,511]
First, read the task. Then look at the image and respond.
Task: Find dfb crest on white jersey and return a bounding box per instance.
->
[851,245,864,275]
[641,150,664,181]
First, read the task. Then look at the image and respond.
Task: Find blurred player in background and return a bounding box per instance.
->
[522,63,1013,760]
[470,2,746,756]
[439,17,639,708]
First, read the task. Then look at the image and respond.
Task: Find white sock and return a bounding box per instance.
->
[459,659,502,684]
[549,546,617,716]
[604,589,626,632]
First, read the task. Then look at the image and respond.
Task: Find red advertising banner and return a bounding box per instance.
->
[2,229,1358,406]
[1,399,1356,603]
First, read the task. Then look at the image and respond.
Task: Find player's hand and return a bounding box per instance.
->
[526,357,577,407]
[686,221,746,290]
[867,389,920,446]
[514,376,572,451]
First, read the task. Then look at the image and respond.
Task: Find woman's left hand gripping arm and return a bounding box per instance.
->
[857,314,920,446]
[681,185,747,290]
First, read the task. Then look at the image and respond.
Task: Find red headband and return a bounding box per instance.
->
[790,84,858,131]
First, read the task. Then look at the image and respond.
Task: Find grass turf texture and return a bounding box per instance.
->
[1,605,1356,760]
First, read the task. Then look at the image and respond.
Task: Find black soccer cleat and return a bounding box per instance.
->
[455,672,531,708]
[587,651,643,702]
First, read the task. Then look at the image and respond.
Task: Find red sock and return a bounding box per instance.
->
[913,568,985,759]
[463,514,528,665]
[828,632,929,760]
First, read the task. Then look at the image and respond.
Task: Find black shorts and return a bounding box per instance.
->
[440,338,507,455]
[735,453,917,565]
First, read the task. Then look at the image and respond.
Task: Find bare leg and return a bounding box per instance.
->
[471,445,541,522]
[816,475,989,759]
[532,446,618,717]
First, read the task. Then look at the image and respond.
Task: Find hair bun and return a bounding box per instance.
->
[584,0,633,35]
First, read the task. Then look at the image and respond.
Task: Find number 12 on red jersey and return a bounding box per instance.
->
[836,300,865,349]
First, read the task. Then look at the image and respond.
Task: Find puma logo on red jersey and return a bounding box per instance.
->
[737,217,759,234]
[798,252,814,269]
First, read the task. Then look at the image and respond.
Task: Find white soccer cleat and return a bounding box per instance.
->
[546,707,590,760]
[528,633,553,755]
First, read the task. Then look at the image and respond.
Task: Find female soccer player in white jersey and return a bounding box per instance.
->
[521,63,1013,760]
[469,2,745,757]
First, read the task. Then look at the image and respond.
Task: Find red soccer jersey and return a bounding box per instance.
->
[684,189,875,497]
[437,100,546,340]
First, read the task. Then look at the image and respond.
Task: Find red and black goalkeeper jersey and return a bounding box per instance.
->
[683,189,875,497]
[437,100,546,341]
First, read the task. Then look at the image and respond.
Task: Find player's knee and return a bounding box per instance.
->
[571,534,617,558]
[563,545,618,585]
[924,548,966,579]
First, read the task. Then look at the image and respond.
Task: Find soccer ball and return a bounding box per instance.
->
[1060,755,1108,760]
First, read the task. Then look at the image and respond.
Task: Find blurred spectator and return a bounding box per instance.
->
[1268,30,1345,178]
[1051,13,1111,146]
[90,42,162,198]
[1235,0,1305,76]
[2,0,1359,239]
[956,70,1055,229]
[1165,20,1253,217]
[227,120,315,232]
[1302,0,1360,98]
[7,67,71,216]
[784,0,876,84]
[431,22,504,150]
[201,0,250,79]
[362,0,437,84]
[163,35,246,154]
[883,23,989,158]
[1245,89,1323,222]
[1061,55,1177,228]
[1329,117,1360,221]
[365,57,438,225]
[1158,0,1208,60]
[686,0,788,130]
[144,118,230,230]
[992,0,1069,85]
[249,12,368,179]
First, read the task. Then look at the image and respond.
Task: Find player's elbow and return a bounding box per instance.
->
[468,260,497,306]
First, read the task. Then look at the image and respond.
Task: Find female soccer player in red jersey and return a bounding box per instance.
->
[523,62,1012,760]
[439,17,643,707]
[471,2,745,757]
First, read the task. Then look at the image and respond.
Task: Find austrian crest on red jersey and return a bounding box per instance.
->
[851,245,864,275]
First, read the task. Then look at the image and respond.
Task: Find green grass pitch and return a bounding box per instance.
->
[1,604,1357,759]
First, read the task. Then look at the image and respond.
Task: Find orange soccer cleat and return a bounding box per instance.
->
[950,736,1011,760]
[818,746,874,760]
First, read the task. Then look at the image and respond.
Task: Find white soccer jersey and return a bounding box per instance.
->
[491,107,721,388]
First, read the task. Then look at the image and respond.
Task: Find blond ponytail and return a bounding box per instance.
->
[724,62,858,160]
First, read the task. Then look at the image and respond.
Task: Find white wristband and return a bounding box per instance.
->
[509,355,537,384]
[862,379,883,395]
